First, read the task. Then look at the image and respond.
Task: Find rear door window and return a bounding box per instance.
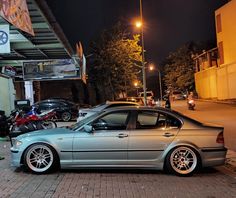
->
[136,111,181,129]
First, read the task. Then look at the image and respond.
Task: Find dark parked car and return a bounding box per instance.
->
[33,99,78,121]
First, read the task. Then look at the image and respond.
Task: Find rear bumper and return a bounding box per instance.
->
[201,147,227,167]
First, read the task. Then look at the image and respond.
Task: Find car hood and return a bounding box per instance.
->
[17,128,73,139]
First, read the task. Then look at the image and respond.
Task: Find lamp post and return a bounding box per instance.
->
[149,64,163,106]
[136,0,147,106]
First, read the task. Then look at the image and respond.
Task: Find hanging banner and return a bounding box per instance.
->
[76,42,87,83]
[0,0,34,36]
[0,24,10,53]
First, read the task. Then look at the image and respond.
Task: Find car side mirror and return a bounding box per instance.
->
[84,125,93,133]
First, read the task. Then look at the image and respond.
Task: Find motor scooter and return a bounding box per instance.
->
[187,99,195,110]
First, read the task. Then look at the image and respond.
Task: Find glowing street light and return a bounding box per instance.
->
[135,21,142,28]
[134,81,139,96]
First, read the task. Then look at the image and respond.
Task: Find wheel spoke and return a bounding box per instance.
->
[184,163,190,170]
[42,160,49,167]
[32,150,39,157]
[36,161,41,168]
[184,150,190,157]
[188,158,194,162]
[30,157,37,163]
[40,147,44,155]
[44,153,51,159]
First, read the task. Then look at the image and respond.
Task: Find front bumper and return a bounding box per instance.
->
[10,148,23,167]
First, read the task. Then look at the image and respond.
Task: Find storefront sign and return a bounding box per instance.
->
[23,59,81,81]
[0,24,10,53]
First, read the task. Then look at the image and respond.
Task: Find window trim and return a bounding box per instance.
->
[134,109,183,130]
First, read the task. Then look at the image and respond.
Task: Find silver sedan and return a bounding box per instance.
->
[11,106,227,176]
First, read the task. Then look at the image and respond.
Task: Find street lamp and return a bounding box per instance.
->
[136,0,147,106]
[134,81,139,96]
[149,64,163,106]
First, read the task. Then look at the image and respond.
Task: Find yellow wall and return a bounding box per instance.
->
[195,67,218,99]
[195,63,236,100]
[216,0,236,65]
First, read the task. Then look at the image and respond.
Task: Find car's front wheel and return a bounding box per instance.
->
[165,146,200,176]
[24,143,58,174]
[61,112,72,122]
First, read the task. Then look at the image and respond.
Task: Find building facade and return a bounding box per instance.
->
[194,0,236,100]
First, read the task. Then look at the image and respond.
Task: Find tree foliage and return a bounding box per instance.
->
[88,22,142,102]
[163,42,205,92]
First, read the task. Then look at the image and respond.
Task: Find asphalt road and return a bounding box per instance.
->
[171,100,236,151]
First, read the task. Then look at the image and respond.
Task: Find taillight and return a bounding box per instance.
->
[216,131,224,144]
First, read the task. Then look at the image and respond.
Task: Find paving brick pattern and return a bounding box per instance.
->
[1,141,236,198]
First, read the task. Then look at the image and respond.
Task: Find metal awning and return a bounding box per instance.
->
[0,0,74,67]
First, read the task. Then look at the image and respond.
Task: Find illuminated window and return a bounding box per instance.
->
[216,14,222,33]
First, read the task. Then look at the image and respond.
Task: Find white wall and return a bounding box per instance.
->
[0,76,16,116]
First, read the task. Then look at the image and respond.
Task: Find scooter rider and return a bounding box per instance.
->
[187,91,194,100]
[187,91,195,110]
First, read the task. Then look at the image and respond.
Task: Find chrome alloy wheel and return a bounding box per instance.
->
[26,145,54,173]
[170,147,197,175]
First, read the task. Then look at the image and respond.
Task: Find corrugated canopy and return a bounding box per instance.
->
[0,0,74,66]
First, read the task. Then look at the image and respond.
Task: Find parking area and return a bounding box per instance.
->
[1,124,236,198]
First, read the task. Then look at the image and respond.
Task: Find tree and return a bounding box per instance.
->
[163,42,206,92]
[88,22,142,103]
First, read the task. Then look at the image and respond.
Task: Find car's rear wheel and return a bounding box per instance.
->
[165,146,199,176]
[42,121,57,129]
[61,112,71,122]
[24,143,58,174]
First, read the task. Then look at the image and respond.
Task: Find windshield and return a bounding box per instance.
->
[70,112,100,130]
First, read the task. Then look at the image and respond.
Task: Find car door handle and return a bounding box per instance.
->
[163,133,174,137]
[117,133,128,138]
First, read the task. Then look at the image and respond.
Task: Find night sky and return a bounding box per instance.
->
[46,0,228,64]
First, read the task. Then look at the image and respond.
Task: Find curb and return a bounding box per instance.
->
[196,98,236,105]
[0,137,8,142]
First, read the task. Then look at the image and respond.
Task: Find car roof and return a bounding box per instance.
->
[106,101,140,105]
[101,105,168,113]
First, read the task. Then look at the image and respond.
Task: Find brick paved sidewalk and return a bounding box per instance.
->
[225,150,236,174]
[1,138,236,198]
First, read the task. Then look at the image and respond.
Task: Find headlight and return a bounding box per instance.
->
[15,140,22,147]
[12,138,22,148]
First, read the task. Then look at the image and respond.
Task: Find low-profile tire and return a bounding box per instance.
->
[165,146,200,176]
[24,143,58,174]
[61,112,72,122]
